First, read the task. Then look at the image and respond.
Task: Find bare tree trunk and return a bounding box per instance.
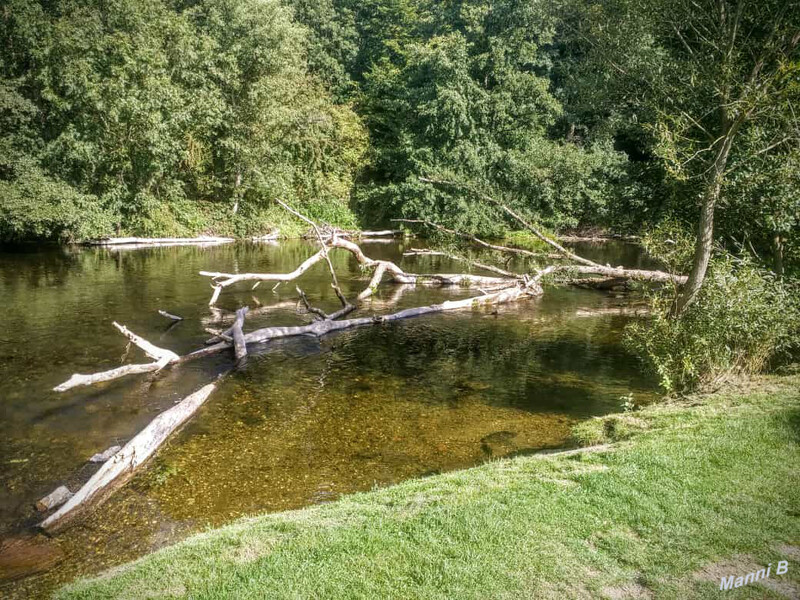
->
[673,121,738,316]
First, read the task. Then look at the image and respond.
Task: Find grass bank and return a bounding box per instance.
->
[59,375,800,599]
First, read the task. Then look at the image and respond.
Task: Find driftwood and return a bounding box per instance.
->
[396,193,684,285]
[43,197,680,536]
[54,323,180,392]
[158,309,183,321]
[35,486,73,512]
[40,382,219,533]
[251,230,280,242]
[201,236,513,306]
[190,279,544,360]
[85,236,234,247]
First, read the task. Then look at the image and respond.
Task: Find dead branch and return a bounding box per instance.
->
[201,236,514,306]
[54,324,180,392]
[403,248,520,278]
[392,218,544,259]
[418,177,601,267]
[85,236,234,248]
[158,310,183,321]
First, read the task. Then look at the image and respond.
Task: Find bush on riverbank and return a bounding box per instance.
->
[625,255,799,393]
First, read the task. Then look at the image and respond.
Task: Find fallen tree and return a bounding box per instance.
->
[44,198,686,534]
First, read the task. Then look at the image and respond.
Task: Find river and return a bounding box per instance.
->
[0,238,659,597]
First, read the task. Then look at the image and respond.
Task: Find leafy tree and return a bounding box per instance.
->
[0,0,366,240]
[559,0,800,311]
[355,0,627,234]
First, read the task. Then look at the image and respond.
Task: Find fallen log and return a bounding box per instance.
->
[190,280,543,360]
[201,235,514,306]
[418,177,601,268]
[40,381,219,534]
[251,230,280,242]
[84,236,234,247]
[35,486,73,512]
[54,362,163,392]
[556,265,686,285]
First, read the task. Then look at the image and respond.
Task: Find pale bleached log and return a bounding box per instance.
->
[35,486,73,512]
[190,281,542,360]
[40,382,218,533]
[251,230,280,242]
[112,322,180,362]
[358,263,388,301]
[201,236,515,306]
[54,324,179,392]
[85,236,234,247]
[158,310,183,321]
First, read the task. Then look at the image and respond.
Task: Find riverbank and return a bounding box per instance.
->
[58,374,800,599]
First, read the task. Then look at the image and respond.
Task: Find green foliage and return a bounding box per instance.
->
[555,0,800,268]
[0,164,113,241]
[0,0,366,241]
[352,1,628,234]
[626,254,800,393]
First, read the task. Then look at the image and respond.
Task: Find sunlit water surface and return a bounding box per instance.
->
[0,239,659,596]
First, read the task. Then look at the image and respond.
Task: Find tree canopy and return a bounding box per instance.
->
[1,0,798,284]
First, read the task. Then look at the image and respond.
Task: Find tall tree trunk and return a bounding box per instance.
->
[673,124,737,316]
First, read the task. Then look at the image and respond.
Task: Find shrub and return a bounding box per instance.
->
[625,254,800,393]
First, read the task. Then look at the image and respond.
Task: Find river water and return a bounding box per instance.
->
[0,238,659,596]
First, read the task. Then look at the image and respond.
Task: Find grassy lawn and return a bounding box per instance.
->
[58,375,800,599]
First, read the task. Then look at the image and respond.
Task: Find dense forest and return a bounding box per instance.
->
[1,0,796,258]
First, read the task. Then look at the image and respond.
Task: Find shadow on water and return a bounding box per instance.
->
[0,239,658,597]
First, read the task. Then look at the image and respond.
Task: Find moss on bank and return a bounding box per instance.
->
[59,375,800,599]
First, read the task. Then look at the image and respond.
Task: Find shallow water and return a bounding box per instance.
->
[0,239,658,596]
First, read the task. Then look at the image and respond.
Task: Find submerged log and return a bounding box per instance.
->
[40,382,218,534]
[0,536,64,582]
[190,280,543,361]
[35,486,73,512]
[88,445,122,463]
[158,309,183,321]
[232,307,248,361]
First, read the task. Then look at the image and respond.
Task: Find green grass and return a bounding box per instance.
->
[58,375,800,599]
